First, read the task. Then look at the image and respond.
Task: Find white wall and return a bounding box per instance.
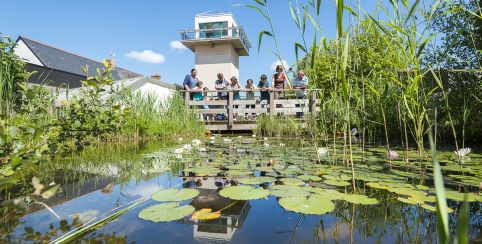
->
[194,44,239,89]
[14,39,43,66]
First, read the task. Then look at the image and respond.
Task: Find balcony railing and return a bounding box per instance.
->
[179,27,251,52]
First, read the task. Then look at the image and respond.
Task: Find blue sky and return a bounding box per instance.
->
[1,0,386,86]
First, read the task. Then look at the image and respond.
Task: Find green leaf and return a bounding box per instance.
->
[429,133,449,244]
[341,194,379,205]
[336,0,344,38]
[151,188,199,202]
[219,186,269,200]
[239,176,275,185]
[269,185,311,198]
[280,178,305,186]
[191,208,221,220]
[324,179,350,187]
[246,5,269,21]
[456,194,469,244]
[289,1,301,29]
[279,195,335,215]
[253,0,266,6]
[406,0,421,24]
[138,203,194,222]
[41,184,60,199]
[257,30,273,54]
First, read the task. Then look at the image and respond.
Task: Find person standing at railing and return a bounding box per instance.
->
[230,76,242,119]
[293,70,309,118]
[272,65,287,100]
[214,73,229,100]
[245,79,256,119]
[257,74,270,108]
[183,68,199,100]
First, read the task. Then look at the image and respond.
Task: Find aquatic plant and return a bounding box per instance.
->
[138,203,194,222]
[455,148,471,157]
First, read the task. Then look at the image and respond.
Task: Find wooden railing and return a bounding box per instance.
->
[182,89,320,130]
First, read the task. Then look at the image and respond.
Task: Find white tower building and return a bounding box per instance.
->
[179,10,251,89]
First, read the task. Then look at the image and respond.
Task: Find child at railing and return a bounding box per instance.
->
[192,81,205,101]
[257,74,270,108]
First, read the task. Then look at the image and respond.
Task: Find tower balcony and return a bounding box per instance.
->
[179,26,251,56]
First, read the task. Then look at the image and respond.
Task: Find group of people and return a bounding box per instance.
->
[183,64,309,118]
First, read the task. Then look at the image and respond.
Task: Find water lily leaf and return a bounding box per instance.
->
[340,194,379,205]
[152,188,199,202]
[254,166,274,172]
[297,175,322,182]
[387,187,426,196]
[308,188,344,200]
[191,208,221,220]
[397,197,424,205]
[415,184,431,191]
[225,170,253,176]
[366,182,389,189]
[269,186,310,198]
[279,195,335,215]
[324,179,350,187]
[444,191,478,202]
[280,178,305,186]
[239,177,275,185]
[219,186,269,200]
[139,203,194,222]
[421,203,454,213]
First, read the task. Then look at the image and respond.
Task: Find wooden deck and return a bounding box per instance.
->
[183,89,320,131]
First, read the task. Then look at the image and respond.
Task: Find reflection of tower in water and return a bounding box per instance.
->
[181,177,250,242]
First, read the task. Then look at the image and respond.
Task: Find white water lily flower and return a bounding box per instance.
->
[174,148,184,154]
[192,139,202,147]
[252,134,256,138]
[455,148,471,157]
[182,144,192,151]
[210,140,215,144]
[223,138,232,143]
[279,143,285,147]
[264,143,270,147]
[264,137,268,141]
[176,154,183,159]
[198,148,207,152]
[178,138,183,142]
[387,150,399,160]
[316,147,328,156]
[210,136,215,140]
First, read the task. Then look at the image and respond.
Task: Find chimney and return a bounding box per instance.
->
[151,73,161,80]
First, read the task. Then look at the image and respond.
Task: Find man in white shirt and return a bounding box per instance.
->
[293,70,309,118]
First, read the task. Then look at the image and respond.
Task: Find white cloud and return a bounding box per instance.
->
[270,59,289,71]
[125,50,165,64]
[170,40,188,52]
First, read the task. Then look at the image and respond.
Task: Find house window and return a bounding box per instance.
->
[199,21,228,38]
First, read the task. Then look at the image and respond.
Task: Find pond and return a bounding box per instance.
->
[1,136,481,243]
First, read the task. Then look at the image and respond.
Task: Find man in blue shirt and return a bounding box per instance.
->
[183,69,199,99]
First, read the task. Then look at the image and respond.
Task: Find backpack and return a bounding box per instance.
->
[214,113,228,121]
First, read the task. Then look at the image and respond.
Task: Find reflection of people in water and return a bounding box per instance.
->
[195,179,203,187]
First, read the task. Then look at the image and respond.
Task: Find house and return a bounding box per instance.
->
[14,36,141,91]
[54,75,182,106]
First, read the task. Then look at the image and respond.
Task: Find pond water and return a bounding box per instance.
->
[1,136,481,243]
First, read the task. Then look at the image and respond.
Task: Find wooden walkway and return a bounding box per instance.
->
[183,89,320,131]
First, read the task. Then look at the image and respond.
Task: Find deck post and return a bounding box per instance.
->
[309,90,317,116]
[269,90,275,117]
[184,91,190,109]
[228,90,233,128]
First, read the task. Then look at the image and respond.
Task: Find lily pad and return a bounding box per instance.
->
[152,188,199,202]
[280,178,305,186]
[324,179,350,187]
[340,194,379,205]
[366,182,389,190]
[219,186,269,200]
[297,175,322,182]
[139,203,194,222]
[397,197,424,205]
[191,208,221,220]
[421,204,454,213]
[269,185,310,198]
[239,177,276,185]
[279,195,335,215]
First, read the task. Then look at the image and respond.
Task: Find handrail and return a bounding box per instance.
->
[179,26,251,49]
[179,88,322,93]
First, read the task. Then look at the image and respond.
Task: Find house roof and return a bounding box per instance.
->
[54,76,181,106]
[17,36,142,80]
